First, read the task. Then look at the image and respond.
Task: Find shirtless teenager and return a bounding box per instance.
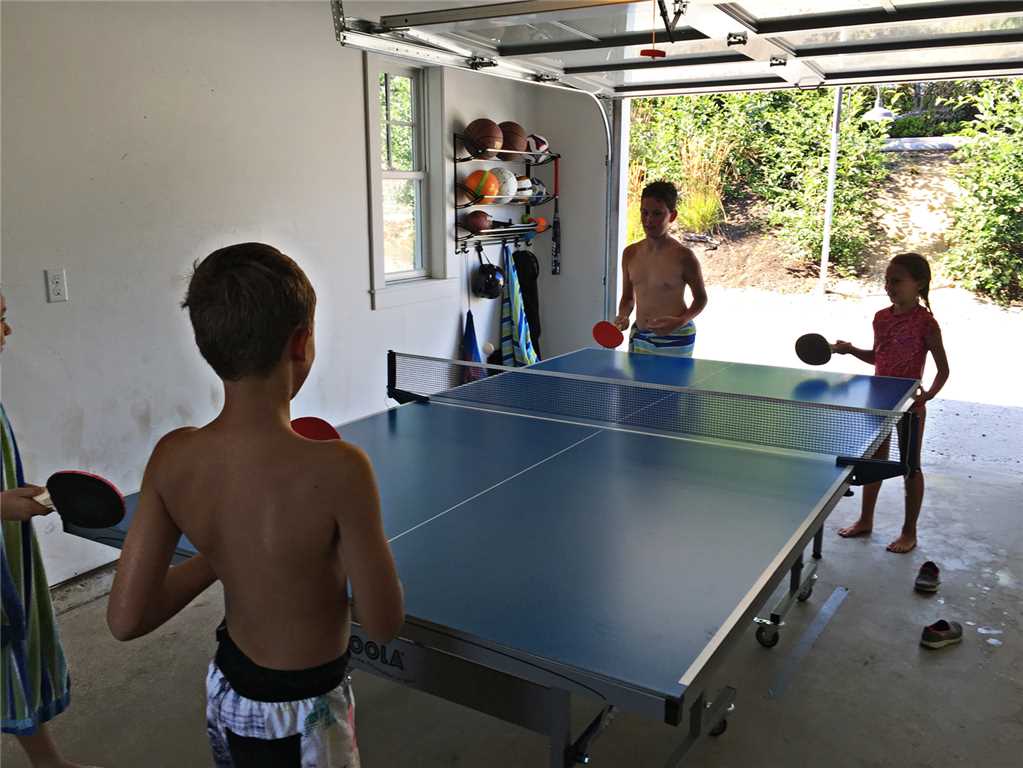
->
[615,181,708,356]
[107,243,403,767]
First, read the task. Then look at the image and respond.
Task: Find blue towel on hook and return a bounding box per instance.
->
[461,309,485,383]
[500,242,538,367]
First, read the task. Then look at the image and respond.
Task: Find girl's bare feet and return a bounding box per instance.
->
[886,534,917,553]
[837,520,872,537]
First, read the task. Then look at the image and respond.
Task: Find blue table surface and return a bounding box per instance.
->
[66,349,917,703]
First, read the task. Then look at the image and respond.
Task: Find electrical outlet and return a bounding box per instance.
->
[45,269,69,303]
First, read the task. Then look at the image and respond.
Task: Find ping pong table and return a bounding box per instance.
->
[65,348,918,767]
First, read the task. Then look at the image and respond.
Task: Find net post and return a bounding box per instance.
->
[387,350,429,405]
[387,350,396,399]
[898,410,921,475]
[836,456,904,485]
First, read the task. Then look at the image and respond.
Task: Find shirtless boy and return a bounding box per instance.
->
[615,181,708,356]
[107,242,404,767]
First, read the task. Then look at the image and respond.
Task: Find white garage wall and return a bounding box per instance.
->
[1,0,392,580]
[1,2,610,582]
[531,88,611,355]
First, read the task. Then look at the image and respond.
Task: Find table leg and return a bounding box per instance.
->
[757,548,819,647]
[789,553,804,594]
[662,687,736,767]
[543,687,571,768]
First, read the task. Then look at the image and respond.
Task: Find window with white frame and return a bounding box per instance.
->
[378,66,425,280]
[366,58,454,309]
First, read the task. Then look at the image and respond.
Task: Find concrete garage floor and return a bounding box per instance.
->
[3,398,1021,768]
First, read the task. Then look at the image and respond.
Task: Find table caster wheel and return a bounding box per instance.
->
[710,719,728,737]
[756,625,780,648]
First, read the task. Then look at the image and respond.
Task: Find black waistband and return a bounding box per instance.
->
[214,622,350,703]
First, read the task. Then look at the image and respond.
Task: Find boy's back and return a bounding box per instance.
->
[108,242,402,766]
[153,420,375,669]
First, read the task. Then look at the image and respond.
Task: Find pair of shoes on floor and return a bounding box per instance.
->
[916,563,961,649]
[914,560,940,592]
[921,619,963,649]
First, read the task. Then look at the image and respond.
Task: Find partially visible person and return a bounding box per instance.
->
[106,244,404,767]
[615,181,708,356]
[1,292,98,768]
[834,253,950,553]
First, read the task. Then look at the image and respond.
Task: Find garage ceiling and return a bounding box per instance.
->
[335,1,1023,96]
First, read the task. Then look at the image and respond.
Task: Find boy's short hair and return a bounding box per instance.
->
[182,243,316,381]
[641,181,678,211]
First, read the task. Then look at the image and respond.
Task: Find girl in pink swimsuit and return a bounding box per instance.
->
[832,253,951,554]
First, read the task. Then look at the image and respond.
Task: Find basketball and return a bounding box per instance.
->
[498,121,527,160]
[490,167,518,204]
[465,118,503,159]
[463,210,493,234]
[463,169,500,203]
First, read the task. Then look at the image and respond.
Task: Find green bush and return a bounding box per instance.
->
[752,89,889,274]
[625,167,645,245]
[888,114,963,138]
[628,88,889,273]
[944,80,1023,305]
[630,94,764,202]
[675,133,730,233]
[766,170,877,274]
[886,81,981,125]
[677,190,725,233]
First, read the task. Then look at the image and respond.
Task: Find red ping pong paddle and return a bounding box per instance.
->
[592,321,625,349]
[795,333,833,366]
[34,471,126,528]
[291,417,340,441]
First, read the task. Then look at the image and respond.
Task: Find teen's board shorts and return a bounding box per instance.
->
[630,321,696,357]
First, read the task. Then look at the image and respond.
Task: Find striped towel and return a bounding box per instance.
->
[2,404,71,735]
[500,242,538,367]
[629,321,697,357]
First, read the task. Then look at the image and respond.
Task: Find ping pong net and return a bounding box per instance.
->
[388,352,918,484]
